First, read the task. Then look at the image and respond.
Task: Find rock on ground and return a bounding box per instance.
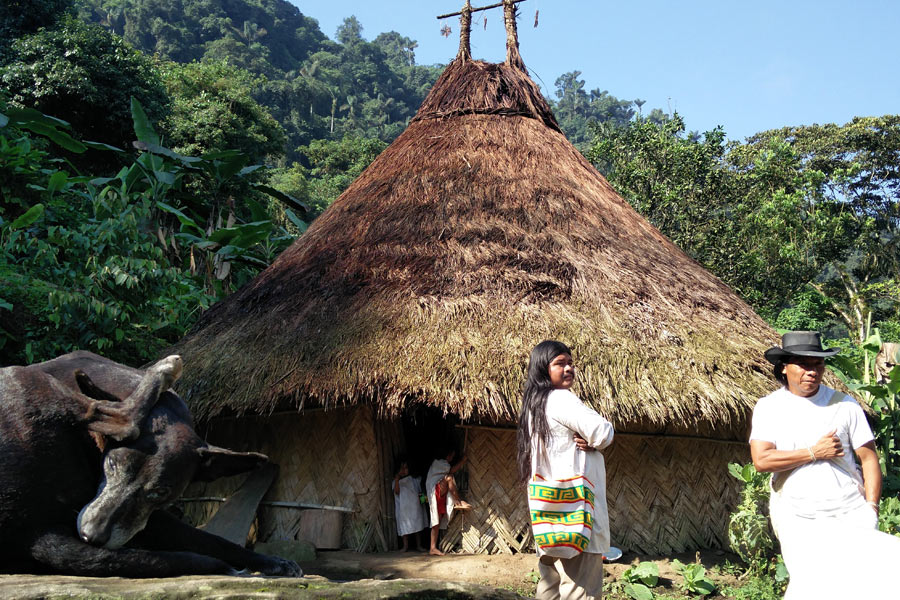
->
[0,574,525,600]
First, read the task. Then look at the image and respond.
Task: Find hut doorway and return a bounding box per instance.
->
[401,408,465,490]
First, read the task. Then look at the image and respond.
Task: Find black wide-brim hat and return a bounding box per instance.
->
[764,331,839,364]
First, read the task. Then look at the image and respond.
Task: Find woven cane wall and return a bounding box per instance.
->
[444,427,532,554]
[256,406,381,548]
[180,416,273,533]
[606,435,750,553]
[446,428,750,555]
[182,406,383,549]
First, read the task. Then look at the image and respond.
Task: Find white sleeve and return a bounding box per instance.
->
[551,390,614,450]
[749,398,777,443]
[846,401,875,449]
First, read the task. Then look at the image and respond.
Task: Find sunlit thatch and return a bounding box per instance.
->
[169,57,779,441]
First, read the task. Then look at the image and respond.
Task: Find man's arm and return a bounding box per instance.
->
[856,441,882,512]
[750,429,844,472]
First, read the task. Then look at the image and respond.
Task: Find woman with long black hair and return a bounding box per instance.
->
[517,340,614,600]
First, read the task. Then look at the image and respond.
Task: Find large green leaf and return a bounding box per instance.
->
[855,384,889,399]
[5,107,71,129]
[631,562,658,586]
[155,202,202,234]
[130,97,160,146]
[238,164,264,176]
[208,221,271,247]
[200,150,243,161]
[827,355,863,382]
[10,204,45,229]
[210,153,249,180]
[123,163,145,192]
[623,583,654,600]
[691,579,716,595]
[83,141,125,152]
[284,208,308,233]
[863,330,883,355]
[18,121,86,153]
[245,198,269,223]
[47,171,68,193]
[133,141,202,164]
[252,183,309,213]
[152,170,176,186]
[232,227,273,249]
[887,366,900,395]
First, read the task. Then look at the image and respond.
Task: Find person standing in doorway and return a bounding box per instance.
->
[425,445,472,555]
[393,456,427,552]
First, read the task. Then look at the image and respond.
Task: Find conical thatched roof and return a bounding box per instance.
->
[169,54,780,441]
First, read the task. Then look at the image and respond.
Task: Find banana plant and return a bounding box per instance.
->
[128,97,307,288]
[828,325,900,492]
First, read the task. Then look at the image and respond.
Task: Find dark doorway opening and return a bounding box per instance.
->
[400,407,465,487]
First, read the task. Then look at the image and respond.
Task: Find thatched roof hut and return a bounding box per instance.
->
[171,2,779,554]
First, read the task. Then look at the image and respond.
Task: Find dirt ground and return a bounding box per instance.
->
[302,548,744,596]
[0,549,748,599]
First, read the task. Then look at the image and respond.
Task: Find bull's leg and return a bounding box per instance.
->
[132,511,301,576]
[28,529,235,577]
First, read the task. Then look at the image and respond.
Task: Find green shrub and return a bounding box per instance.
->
[726,463,774,573]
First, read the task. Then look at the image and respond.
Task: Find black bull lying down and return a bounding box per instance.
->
[0,351,300,577]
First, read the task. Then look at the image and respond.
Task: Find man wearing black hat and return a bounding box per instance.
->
[748,331,900,599]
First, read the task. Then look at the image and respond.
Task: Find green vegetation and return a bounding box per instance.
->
[1,16,169,152]
[0,99,303,365]
[726,464,775,576]
[619,561,658,599]
[670,559,716,596]
[74,0,440,158]
[827,327,900,493]
[587,114,900,338]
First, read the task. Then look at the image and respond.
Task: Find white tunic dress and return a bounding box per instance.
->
[394,475,427,536]
[530,388,614,556]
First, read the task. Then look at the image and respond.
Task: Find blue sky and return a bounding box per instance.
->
[293,1,898,141]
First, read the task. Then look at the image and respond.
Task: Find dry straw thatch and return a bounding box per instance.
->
[169,48,779,441]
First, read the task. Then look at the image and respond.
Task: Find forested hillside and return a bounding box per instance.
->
[76,0,443,159]
[0,0,896,375]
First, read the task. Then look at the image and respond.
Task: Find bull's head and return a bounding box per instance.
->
[73,355,268,549]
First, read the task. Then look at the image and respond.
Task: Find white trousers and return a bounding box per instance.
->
[772,498,900,599]
[536,552,604,600]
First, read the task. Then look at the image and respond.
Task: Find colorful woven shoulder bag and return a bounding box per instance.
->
[528,472,595,559]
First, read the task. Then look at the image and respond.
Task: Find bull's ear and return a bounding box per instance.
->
[83,355,183,442]
[194,445,270,482]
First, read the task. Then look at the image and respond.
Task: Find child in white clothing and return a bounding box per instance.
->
[393,459,427,551]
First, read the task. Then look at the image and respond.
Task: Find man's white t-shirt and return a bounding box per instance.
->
[749,385,874,518]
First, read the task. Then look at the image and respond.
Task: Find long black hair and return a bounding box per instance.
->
[516,340,572,485]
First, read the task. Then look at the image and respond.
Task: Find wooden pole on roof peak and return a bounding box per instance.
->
[437,0,527,66]
[503,0,525,70]
[458,0,473,61]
